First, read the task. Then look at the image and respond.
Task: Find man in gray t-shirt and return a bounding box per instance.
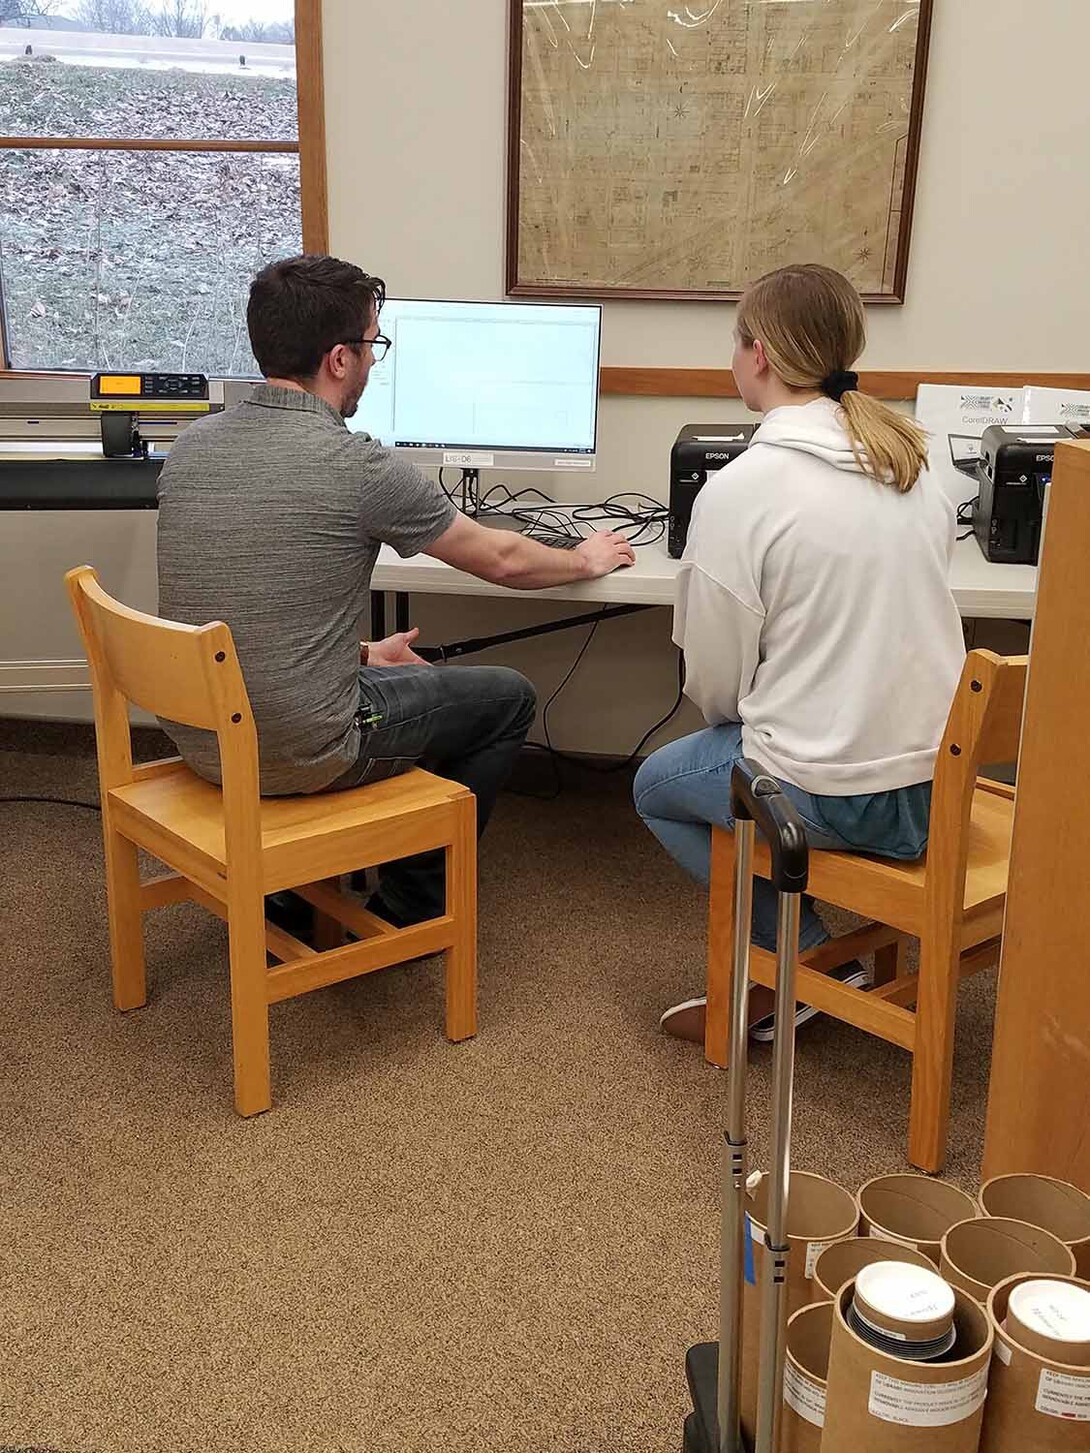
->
[158,254,634,925]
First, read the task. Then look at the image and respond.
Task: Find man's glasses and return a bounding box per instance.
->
[342,334,392,363]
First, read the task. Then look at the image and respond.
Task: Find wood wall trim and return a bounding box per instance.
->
[295,0,329,254]
[600,368,1090,401]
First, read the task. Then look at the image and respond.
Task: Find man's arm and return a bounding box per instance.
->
[424,513,635,589]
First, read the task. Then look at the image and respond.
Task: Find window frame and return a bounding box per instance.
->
[0,0,328,375]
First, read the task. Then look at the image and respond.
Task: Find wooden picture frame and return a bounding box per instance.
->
[506,0,934,304]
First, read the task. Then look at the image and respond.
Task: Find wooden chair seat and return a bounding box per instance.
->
[66,565,478,1118]
[705,650,1027,1174]
[746,780,1014,936]
[112,757,469,895]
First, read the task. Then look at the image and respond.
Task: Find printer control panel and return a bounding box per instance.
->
[91,372,209,404]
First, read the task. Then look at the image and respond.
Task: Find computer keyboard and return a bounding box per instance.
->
[525,530,583,550]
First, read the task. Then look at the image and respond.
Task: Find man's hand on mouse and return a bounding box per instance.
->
[574,529,637,578]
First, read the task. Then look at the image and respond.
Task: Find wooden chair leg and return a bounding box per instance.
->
[908,925,960,1173]
[873,936,910,989]
[705,825,735,1068]
[444,797,477,1043]
[102,820,147,1011]
[227,887,272,1116]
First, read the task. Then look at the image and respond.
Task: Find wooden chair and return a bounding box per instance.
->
[66,564,477,1116]
[705,649,1027,1174]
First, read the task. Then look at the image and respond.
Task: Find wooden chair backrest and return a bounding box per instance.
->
[927,649,1028,919]
[65,565,259,817]
[934,650,1028,796]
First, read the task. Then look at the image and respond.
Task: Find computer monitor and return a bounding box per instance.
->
[346,298,601,473]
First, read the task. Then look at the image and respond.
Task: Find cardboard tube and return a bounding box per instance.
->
[781,1300,833,1453]
[857,1174,979,1265]
[739,1171,857,1446]
[980,1174,1090,1281]
[811,1236,935,1305]
[981,1273,1090,1452]
[823,1279,992,1452]
[1005,1280,1090,1367]
[940,1217,1076,1303]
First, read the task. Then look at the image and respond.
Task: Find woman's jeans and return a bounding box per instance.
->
[634,724,930,952]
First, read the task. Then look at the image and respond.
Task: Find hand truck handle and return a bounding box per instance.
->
[730,759,809,895]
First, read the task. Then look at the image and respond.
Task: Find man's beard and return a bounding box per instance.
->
[340,383,364,419]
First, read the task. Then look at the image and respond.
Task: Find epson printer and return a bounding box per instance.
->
[972,423,1086,564]
[669,423,754,557]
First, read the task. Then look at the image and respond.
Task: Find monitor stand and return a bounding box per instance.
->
[456,467,481,517]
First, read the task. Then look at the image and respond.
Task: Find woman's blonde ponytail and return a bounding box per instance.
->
[736,264,929,493]
[837,388,928,494]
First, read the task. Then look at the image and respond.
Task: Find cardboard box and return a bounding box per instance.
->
[740,1171,858,1446]
[822,1279,992,1452]
[940,1217,1076,1303]
[980,1174,1090,1280]
[857,1174,979,1265]
[811,1237,935,1306]
[782,1300,834,1453]
[980,1273,1090,1451]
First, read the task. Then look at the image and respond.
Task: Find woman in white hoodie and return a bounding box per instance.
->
[634,263,965,1043]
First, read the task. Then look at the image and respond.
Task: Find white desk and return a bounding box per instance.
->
[372,534,1037,620]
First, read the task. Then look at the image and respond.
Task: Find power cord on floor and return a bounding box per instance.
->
[0,795,101,811]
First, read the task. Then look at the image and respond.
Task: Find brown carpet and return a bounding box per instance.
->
[0,719,996,1453]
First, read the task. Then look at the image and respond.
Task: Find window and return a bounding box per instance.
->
[0,0,326,376]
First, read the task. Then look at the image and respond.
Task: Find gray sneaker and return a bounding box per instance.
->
[748,958,872,1043]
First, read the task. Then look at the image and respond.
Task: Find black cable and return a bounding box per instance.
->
[0,795,101,811]
[956,496,978,542]
[438,471,668,547]
[512,609,607,799]
[562,645,685,774]
[513,623,686,799]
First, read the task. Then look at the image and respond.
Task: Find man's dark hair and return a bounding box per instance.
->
[247,254,386,380]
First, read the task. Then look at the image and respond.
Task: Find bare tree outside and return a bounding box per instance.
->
[0,0,60,24]
[72,0,151,32]
[222,19,293,43]
[147,0,207,38]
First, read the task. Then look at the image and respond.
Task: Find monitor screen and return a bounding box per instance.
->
[346,298,601,471]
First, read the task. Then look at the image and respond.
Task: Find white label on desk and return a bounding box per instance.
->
[442,451,494,468]
[552,456,593,468]
[784,1363,826,1427]
[1036,1369,1090,1421]
[868,1368,988,1427]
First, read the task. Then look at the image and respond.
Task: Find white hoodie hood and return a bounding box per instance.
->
[751,397,870,473]
[672,397,966,795]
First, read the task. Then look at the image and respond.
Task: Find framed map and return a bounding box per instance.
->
[506,0,934,302]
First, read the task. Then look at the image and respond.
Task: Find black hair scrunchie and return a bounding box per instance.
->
[821,369,859,402]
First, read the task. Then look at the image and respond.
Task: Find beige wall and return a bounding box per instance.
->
[2,0,1086,748]
[317,0,1086,752]
[325,0,1090,379]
